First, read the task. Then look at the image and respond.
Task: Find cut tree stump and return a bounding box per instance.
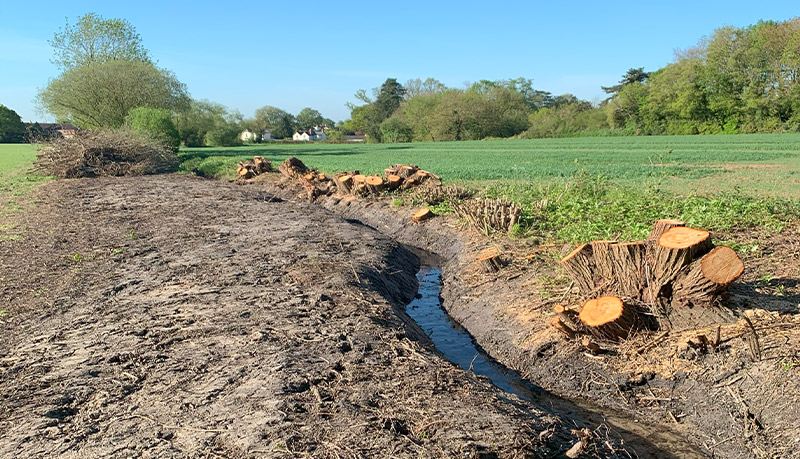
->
[412,207,434,223]
[609,241,646,298]
[672,246,744,308]
[647,219,685,244]
[365,175,386,193]
[549,317,577,339]
[579,296,640,341]
[477,247,503,273]
[559,244,595,296]
[386,174,403,190]
[558,220,745,340]
[335,174,353,193]
[649,227,713,299]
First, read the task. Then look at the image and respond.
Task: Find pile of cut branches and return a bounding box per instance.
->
[35,129,178,178]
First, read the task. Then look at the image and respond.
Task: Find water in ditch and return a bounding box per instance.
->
[406,265,706,459]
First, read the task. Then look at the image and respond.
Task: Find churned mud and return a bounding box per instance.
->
[0,175,634,458]
[258,172,800,458]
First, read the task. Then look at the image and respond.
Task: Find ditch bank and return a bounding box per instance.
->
[258,173,800,458]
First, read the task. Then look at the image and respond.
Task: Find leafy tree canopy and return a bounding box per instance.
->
[37,60,190,129]
[50,13,151,69]
[0,104,26,143]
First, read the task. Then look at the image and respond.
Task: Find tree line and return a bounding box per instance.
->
[3,14,800,145]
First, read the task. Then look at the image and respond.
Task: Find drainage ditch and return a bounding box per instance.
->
[406,264,706,459]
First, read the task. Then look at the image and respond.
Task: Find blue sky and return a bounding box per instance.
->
[1,1,798,123]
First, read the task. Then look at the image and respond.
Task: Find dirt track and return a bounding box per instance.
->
[0,175,613,457]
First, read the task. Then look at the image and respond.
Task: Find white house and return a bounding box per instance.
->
[292,128,327,141]
[240,129,257,143]
[262,129,273,141]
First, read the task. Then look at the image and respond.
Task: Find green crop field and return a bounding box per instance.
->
[2,134,800,243]
[0,143,47,239]
[180,134,800,199]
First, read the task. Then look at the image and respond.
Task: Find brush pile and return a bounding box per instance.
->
[35,129,178,178]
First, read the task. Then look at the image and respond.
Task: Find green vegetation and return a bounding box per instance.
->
[125,107,181,150]
[179,134,800,243]
[0,144,49,240]
[0,105,26,143]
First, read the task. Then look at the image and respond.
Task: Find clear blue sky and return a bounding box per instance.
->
[1,1,798,123]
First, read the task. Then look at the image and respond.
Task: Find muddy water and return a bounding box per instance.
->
[406,266,707,459]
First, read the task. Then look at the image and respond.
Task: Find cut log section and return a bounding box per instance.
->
[237,156,272,179]
[579,296,640,341]
[365,175,386,193]
[672,246,744,307]
[477,247,504,273]
[412,207,434,223]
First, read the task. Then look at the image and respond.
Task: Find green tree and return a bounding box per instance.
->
[174,99,240,146]
[296,107,325,129]
[37,60,189,129]
[49,13,151,69]
[125,107,180,150]
[380,117,412,143]
[254,105,296,139]
[404,78,447,99]
[0,104,26,143]
[602,68,650,96]
[361,78,406,141]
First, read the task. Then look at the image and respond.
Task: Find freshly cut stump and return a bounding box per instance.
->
[477,247,503,273]
[590,240,617,289]
[560,244,595,296]
[365,175,386,193]
[386,174,403,190]
[649,227,713,298]
[549,317,577,339]
[673,246,744,307]
[579,296,639,341]
[647,219,685,244]
[609,241,646,298]
[412,207,434,223]
[335,174,353,193]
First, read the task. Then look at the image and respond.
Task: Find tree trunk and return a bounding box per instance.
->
[648,226,713,300]
[647,219,685,244]
[672,246,744,308]
[386,174,403,190]
[334,174,353,193]
[560,243,595,296]
[609,241,646,298]
[365,175,386,193]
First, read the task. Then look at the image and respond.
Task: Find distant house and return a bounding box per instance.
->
[344,134,367,142]
[262,129,273,141]
[240,129,257,143]
[292,127,327,141]
[345,130,367,142]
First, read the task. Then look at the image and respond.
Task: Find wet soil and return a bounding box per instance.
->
[259,173,800,458]
[1,175,622,457]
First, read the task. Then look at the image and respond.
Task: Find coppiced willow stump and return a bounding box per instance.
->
[673,246,744,308]
[365,175,386,193]
[579,296,640,341]
[650,227,713,299]
[559,220,745,340]
[477,247,504,273]
[559,244,595,296]
[412,207,434,223]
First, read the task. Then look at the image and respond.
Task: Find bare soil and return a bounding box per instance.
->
[258,173,800,458]
[0,175,625,458]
